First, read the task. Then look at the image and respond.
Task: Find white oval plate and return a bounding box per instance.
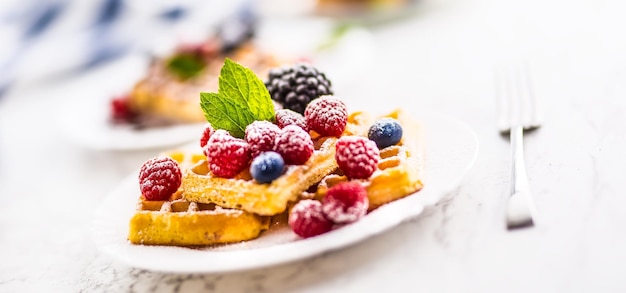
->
[54,55,207,151]
[92,108,478,273]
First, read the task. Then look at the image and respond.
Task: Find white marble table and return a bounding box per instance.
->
[2,0,626,292]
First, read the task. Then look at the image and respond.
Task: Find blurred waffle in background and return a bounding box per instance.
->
[110,4,286,129]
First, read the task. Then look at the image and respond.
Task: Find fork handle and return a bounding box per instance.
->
[506,126,537,229]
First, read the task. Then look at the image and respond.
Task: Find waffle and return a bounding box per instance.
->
[313,109,424,210]
[128,152,270,246]
[182,136,340,216]
[128,42,281,124]
[182,109,423,215]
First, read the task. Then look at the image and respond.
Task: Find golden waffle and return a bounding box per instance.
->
[128,152,270,246]
[129,42,281,124]
[314,109,424,210]
[183,136,340,216]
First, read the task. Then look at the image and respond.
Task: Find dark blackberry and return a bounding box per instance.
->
[265,64,333,114]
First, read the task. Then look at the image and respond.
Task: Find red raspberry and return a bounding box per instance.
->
[206,130,251,178]
[110,95,137,123]
[335,136,380,179]
[322,182,368,224]
[138,157,182,201]
[275,109,307,130]
[245,121,280,158]
[199,123,214,148]
[289,199,333,238]
[304,95,347,137]
[274,125,314,165]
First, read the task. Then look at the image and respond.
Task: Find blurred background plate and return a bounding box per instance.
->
[54,53,206,151]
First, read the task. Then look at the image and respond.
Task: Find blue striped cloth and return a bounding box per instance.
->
[0,0,255,97]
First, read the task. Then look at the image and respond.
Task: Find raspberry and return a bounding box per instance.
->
[335,136,380,179]
[110,95,137,123]
[289,199,333,238]
[368,118,403,149]
[275,109,307,131]
[199,123,214,148]
[322,182,368,224]
[304,95,347,137]
[250,151,285,183]
[274,125,314,165]
[245,121,280,159]
[206,130,251,178]
[138,157,182,201]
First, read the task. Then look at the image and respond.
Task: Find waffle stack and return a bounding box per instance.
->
[128,152,270,246]
[128,109,424,246]
[314,110,424,210]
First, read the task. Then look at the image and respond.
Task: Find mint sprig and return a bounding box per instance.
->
[166,53,206,80]
[200,58,275,138]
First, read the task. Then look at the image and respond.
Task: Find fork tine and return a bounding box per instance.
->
[496,61,542,133]
[520,61,542,130]
[495,65,511,133]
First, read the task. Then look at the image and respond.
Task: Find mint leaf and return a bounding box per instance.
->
[200,58,275,138]
[166,53,205,80]
[219,59,275,122]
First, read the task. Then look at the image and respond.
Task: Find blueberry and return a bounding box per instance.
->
[250,151,285,183]
[367,118,403,149]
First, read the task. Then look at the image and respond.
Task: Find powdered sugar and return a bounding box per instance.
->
[288,200,333,238]
[245,121,280,158]
[206,130,251,178]
[199,123,214,148]
[335,136,380,179]
[274,125,314,165]
[138,157,182,200]
[322,199,368,224]
[321,182,368,224]
[304,95,347,137]
[275,109,307,130]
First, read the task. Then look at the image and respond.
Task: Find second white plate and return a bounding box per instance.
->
[55,55,206,151]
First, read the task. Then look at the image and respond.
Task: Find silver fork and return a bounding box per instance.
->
[495,62,542,230]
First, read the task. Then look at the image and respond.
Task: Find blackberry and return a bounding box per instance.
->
[265,64,333,114]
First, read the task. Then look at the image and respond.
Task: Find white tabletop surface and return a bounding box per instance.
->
[2,0,626,292]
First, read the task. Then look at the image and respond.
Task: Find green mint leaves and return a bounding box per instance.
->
[166,53,206,80]
[200,58,275,138]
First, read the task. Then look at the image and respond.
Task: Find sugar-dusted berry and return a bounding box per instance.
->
[200,123,214,148]
[335,136,380,179]
[275,109,307,130]
[289,199,334,238]
[368,118,403,149]
[322,182,368,224]
[274,125,314,165]
[245,120,281,159]
[250,151,285,183]
[206,130,251,178]
[138,157,182,201]
[304,95,347,137]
